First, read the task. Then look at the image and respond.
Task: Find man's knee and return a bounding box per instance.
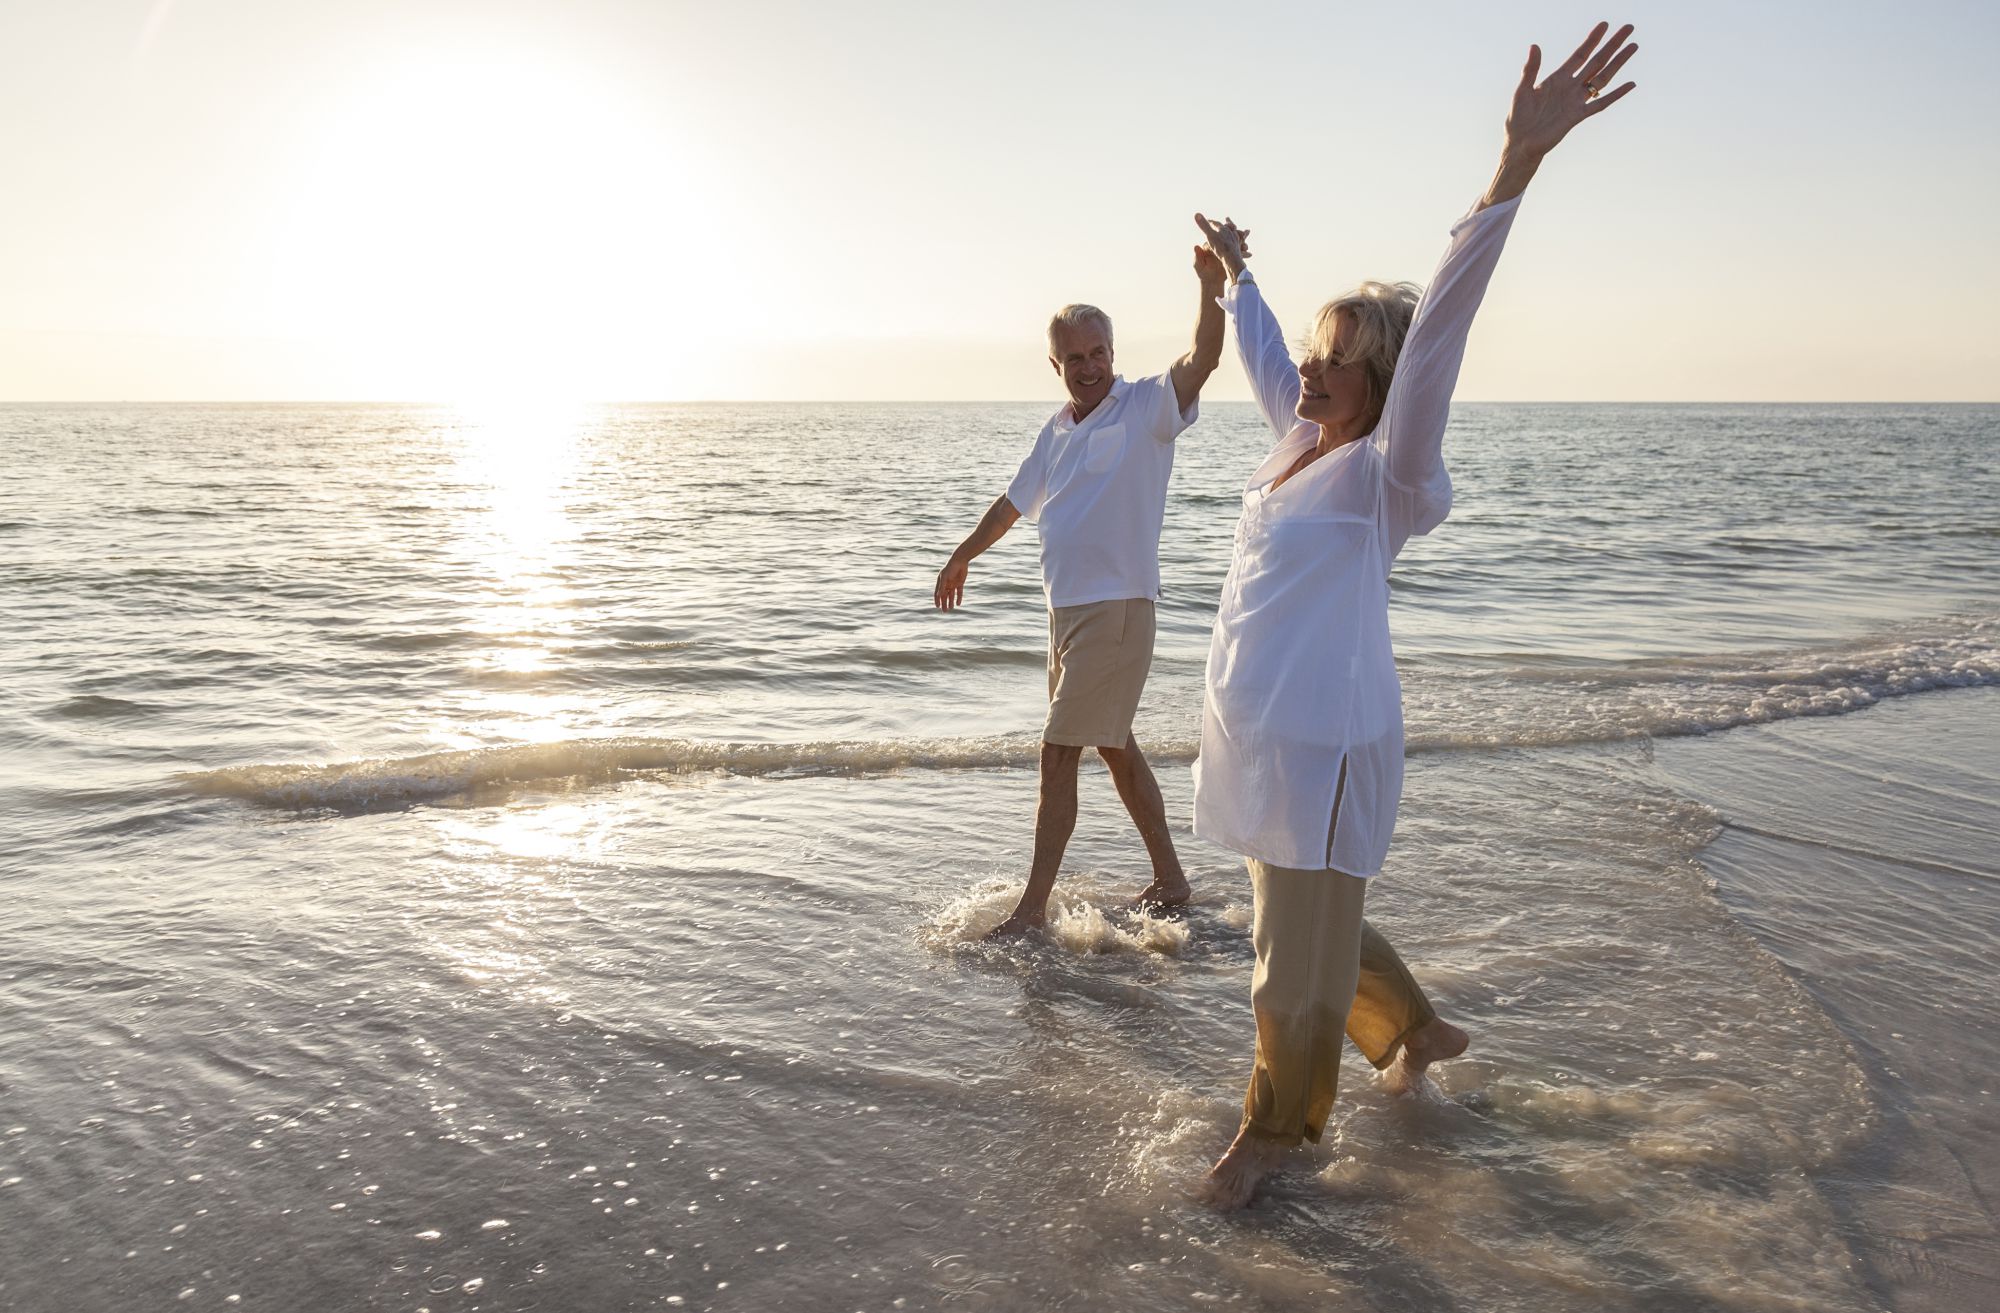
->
[1096,734,1139,767]
[1040,741,1086,771]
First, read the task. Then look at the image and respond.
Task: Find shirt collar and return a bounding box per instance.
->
[1053,375,1128,435]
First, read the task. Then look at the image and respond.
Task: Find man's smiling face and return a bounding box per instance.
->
[1049,321,1114,416]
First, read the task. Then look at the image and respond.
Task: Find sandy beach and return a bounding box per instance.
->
[1657,688,2000,1311]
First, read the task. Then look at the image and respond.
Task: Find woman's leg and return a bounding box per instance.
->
[1242,860,1368,1139]
[1348,919,1437,1068]
[1349,920,1469,1089]
[1200,858,1367,1208]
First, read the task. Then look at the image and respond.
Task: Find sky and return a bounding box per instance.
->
[2,0,1996,403]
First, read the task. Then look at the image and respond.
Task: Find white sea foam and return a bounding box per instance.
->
[1406,617,2000,751]
[176,619,1998,811]
[924,876,1190,955]
[177,734,1053,811]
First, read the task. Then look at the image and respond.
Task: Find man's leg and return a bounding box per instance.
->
[1097,734,1190,908]
[986,740,1085,938]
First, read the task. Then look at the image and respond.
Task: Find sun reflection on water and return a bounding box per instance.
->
[424,802,619,1001]
[439,402,606,746]
[419,409,621,998]
[450,398,594,575]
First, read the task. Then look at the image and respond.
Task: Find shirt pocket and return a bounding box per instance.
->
[1084,424,1127,473]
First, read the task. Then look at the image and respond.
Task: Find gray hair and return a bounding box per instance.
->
[1305,281,1423,415]
[1047,303,1114,356]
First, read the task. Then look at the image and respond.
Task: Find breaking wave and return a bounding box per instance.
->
[177,734,1058,811]
[1407,617,2000,750]
[178,619,1999,812]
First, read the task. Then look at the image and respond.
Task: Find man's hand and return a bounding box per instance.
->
[933,494,1021,610]
[1172,218,1234,415]
[1194,213,1253,281]
[934,556,970,610]
[1194,243,1228,292]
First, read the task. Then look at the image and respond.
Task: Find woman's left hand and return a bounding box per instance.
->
[1482,22,1638,207]
[1505,21,1639,163]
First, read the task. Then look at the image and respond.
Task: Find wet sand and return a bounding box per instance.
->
[1656,687,2000,1312]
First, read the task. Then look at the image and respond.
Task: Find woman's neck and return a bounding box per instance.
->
[1315,412,1375,454]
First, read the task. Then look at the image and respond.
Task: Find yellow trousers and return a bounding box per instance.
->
[1241,859,1438,1144]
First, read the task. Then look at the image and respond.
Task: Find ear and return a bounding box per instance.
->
[1049,356,1061,375]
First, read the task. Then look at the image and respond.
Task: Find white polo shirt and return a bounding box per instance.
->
[1004,372,1197,609]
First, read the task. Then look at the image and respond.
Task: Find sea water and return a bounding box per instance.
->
[2,401,1996,1311]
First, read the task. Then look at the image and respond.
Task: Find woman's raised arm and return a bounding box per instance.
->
[1196,214,1303,445]
[1381,23,1640,498]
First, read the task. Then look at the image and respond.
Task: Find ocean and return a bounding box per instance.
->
[2,400,1996,1312]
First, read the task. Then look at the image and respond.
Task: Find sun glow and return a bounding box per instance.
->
[433,402,598,747]
[273,47,744,406]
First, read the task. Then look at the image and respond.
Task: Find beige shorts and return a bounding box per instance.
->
[1044,597,1156,748]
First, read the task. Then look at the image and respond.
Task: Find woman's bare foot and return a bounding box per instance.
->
[1380,1018,1469,1095]
[1194,1127,1288,1210]
[984,908,1047,940]
[1131,873,1192,912]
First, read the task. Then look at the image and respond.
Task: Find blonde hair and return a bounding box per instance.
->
[1304,281,1422,416]
[1047,303,1114,356]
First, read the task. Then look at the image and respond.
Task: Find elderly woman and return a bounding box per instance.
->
[1189,25,1639,1208]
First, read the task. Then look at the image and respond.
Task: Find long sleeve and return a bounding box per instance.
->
[1377,196,1520,500]
[1221,274,1304,446]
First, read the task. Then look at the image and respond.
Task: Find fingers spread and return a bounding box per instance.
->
[1595,42,1639,87]
[1579,24,1635,82]
[1556,20,1609,77]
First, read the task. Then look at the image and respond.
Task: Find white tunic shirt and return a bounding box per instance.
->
[1006,373,1199,609]
[1192,196,1520,873]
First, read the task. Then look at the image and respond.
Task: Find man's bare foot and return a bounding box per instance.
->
[1194,1127,1288,1210]
[1380,1018,1470,1096]
[984,909,1047,940]
[1131,874,1192,912]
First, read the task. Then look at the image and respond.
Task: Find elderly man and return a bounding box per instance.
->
[934,238,1227,937]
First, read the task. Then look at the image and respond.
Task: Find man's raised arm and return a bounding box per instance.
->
[933,493,1022,611]
[1170,235,1230,415]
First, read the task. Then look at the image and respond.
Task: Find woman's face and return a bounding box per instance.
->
[1296,314,1372,432]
